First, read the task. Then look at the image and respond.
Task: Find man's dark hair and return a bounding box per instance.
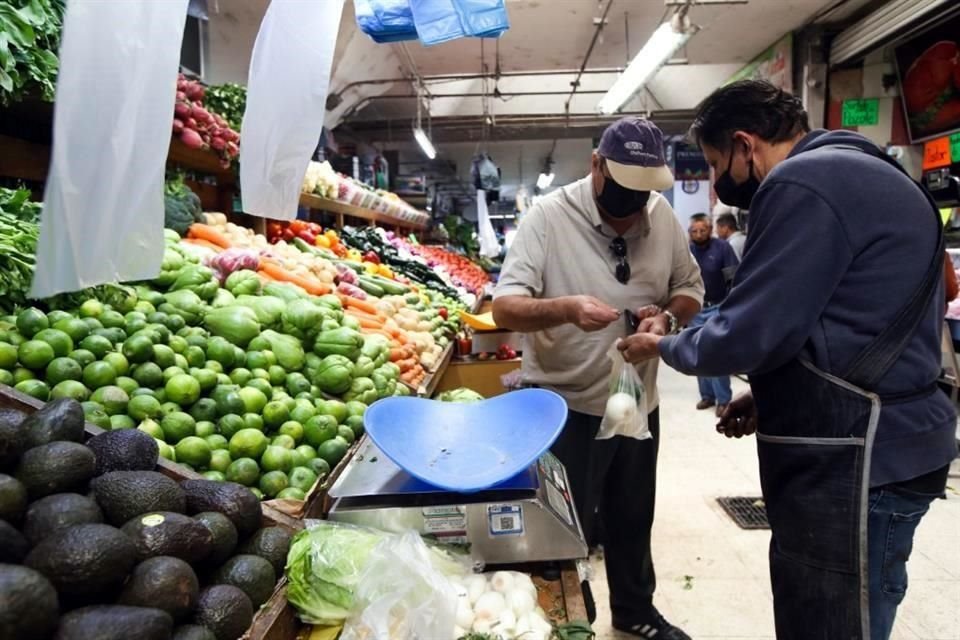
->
[689,80,810,152]
[689,213,710,224]
[715,213,738,230]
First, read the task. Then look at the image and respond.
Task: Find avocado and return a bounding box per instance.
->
[118,556,199,621]
[181,480,261,537]
[87,429,159,475]
[121,511,214,563]
[191,585,253,640]
[0,407,26,470]
[21,398,85,449]
[25,523,137,596]
[23,493,104,545]
[0,473,27,523]
[194,512,238,566]
[0,520,29,563]
[53,605,173,640]
[0,564,59,640]
[238,526,293,576]
[173,625,218,640]
[16,441,96,498]
[212,554,276,608]
[92,471,186,526]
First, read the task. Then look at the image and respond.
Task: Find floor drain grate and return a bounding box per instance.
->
[717,496,769,529]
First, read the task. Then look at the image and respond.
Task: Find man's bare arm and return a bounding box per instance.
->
[493,295,619,333]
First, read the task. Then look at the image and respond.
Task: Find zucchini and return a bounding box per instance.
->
[356,277,386,298]
[369,275,410,295]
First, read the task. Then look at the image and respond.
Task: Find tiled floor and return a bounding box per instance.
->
[589,367,960,640]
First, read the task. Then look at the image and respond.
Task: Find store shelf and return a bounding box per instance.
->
[419,342,455,398]
[299,192,427,231]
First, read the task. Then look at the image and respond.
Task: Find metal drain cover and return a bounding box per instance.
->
[717,497,769,529]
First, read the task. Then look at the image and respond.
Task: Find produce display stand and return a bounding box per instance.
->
[436,356,522,398]
[299,192,427,233]
[416,341,455,397]
[167,137,238,215]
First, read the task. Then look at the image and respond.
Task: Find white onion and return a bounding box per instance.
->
[453,625,466,640]
[491,570,515,593]
[474,590,507,619]
[453,583,468,600]
[511,571,537,597]
[506,588,536,617]
[515,612,532,636]
[493,608,517,635]
[455,599,475,629]
[604,392,638,424]
[472,618,493,633]
[465,574,487,604]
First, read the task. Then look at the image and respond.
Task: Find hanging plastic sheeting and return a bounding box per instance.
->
[30,0,189,299]
[453,0,510,38]
[476,190,501,259]
[409,0,464,46]
[240,0,345,220]
[357,0,508,44]
[355,0,417,43]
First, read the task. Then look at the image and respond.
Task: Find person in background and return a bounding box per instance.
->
[617,80,956,640]
[715,212,746,260]
[493,117,703,640]
[687,213,739,415]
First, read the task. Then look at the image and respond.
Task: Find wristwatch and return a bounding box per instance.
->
[661,309,680,335]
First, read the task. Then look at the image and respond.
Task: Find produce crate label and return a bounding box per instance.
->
[488,503,524,537]
[422,505,467,536]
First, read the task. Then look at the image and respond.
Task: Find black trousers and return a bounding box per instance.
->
[551,408,660,621]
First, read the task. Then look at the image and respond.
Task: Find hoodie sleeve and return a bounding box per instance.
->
[659,179,854,376]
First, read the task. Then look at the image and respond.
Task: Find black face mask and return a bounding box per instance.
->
[596,174,650,219]
[714,146,761,210]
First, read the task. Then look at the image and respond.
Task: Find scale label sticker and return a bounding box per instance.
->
[545,478,573,526]
[422,506,467,535]
[488,504,524,537]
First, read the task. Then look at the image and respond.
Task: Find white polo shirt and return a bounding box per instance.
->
[495,176,704,416]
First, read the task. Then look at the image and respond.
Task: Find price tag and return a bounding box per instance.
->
[488,504,524,537]
[951,133,960,164]
[841,99,880,127]
[924,137,952,171]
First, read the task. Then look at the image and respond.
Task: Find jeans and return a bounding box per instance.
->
[867,486,942,640]
[690,306,732,405]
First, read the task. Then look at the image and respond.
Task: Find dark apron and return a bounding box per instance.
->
[748,144,944,640]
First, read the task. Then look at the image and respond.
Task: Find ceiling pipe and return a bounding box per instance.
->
[335,68,629,96]
[361,90,610,99]
[563,0,616,122]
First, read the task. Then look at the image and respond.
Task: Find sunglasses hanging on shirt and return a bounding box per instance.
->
[609,236,630,284]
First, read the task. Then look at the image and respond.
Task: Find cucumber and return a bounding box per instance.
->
[369,275,410,295]
[356,277,386,298]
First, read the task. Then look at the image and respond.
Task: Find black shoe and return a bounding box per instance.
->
[613,608,691,640]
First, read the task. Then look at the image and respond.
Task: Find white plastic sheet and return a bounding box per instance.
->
[240,0,345,220]
[476,190,500,259]
[30,0,188,299]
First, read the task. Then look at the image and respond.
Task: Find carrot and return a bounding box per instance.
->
[389,348,405,362]
[339,295,381,317]
[345,308,383,325]
[258,261,331,295]
[181,238,222,251]
[256,270,277,282]
[187,223,232,249]
[352,316,383,330]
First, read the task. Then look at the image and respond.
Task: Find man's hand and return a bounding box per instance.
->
[617,333,662,363]
[565,296,620,332]
[716,392,757,438]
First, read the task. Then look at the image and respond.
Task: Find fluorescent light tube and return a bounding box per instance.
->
[413,127,436,159]
[536,172,555,189]
[597,21,693,114]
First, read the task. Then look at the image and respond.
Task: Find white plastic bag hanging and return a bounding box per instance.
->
[30,0,189,299]
[598,341,650,440]
[240,0,345,220]
[476,190,500,259]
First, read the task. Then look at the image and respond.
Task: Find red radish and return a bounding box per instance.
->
[226,141,239,156]
[177,80,187,91]
[176,91,186,101]
[186,83,204,101]
[208,126,222,137]
[172,119,184,134]
[186,117,198,130]
[214,114,226,126]
[210,137,227,151]
[174,102,191,119]
[191,105,212,123]
[223,129,240,143]
[180,128,206,149]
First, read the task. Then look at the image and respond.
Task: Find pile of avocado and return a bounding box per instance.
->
[0,398,293,640]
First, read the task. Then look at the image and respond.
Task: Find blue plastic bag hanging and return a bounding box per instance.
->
[30,0,189,299]
[355,0,418,43]
[409,0,464,46]
[240,0,345,220]
[453,0,509,38]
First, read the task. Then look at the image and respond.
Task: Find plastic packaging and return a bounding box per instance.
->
[452,0,510,37]
[476,190,501,259]
[597,341,650,440]
[30,0,189,299]
[355,0,418,42]
[239,0,345,221]
[409,0,465,46]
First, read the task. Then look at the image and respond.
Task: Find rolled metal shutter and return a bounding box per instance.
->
[830,0,957,66]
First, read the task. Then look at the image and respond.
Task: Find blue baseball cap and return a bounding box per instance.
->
[597,117,674,191]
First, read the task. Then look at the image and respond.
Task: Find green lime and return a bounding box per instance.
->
[166,374,201,406]
[304,415,338,448]
[245,378,273,400]
[204,360,224,374]
[317,438,349,468]
[160,402,183,417]
[260,445,292,473]
[185,333,208,349]
[202,471,226,482]
[46,310,71,326]
[82,400,105,414]
[50,379,89,401]
[345,401,366,419]
[296,444,317,463]
[93,327,126,345]
[147,311,169,327]
[138,418,165,440]
[190,398,218,423]
[161,411,196,443]
[109,414,136,430]
[337,424,356,445]
[233,346,245,366]
[80,335,114,359]
[286,372,311,397]
[0,370,13,386]
[271,434,296,450]
[134,300,156,315]
[259,470,288,498]
[153,389,167,404]
[217,414,245,439]
[102,352,129,376]
[261,401,290,431]
[208,449,231,473]
[165,314,185,333]
[184,345,206,368]
[125,315,147,336]
[15,379,49,401]
[128,394,162,421]
[226,457,260,486]
[242,413,264,432]
[216,374,232,387]
[307,457,331,479]
[82,361,117,389]
[289,403,315,426]
[0,342,18,370]
[175,436,212,468]
[247,336,270,352]
[67,349,95,369]
[172,353,188,371]
[267,367,287,388]
[214,389,245,417]
[229,428,269,460]
[132,361,163,388]
[12,367,35,385]
[168,335,188,354]
[45,357,82,386]
[130,387,156,398]
[238,387,268,414]
[53,318,91,343]
[195,420,217,438]
[79,299,104,318]
[115,375,138,396]
[90,385,129,415]
[82,317,103,331]
[190,367,218,393]
[249,487,264,500]
[278,421,304,444]
[275,487,305,501]
[147,323,171,344]
[18,340,55,370]
[85,407,111,429]
[345,415,364,437]
[245,351,268,371]
[205,434,229,450]
[206,337,236,369]
[122,335,154,364]
[288,467,319,493]
[318,400,348,424]
[289,449,306,468]
[99,310,125,329]
[156,439,176,462]
[16,307,49,338]
[152,344,176,369]
[262,350,278,367]
[3,332,24,347]
[162,366,186,384]
[33,329,73,358]
[251,368,270,382]
[229,367,252,386]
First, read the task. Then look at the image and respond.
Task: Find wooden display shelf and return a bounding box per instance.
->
[299,192,427,232]
[435,356,522,398]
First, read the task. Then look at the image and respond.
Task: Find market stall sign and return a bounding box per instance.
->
[951,133,960,164]
[923,136,952,170]
[841,99,880,127]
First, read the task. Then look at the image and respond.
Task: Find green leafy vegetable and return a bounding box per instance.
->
[203,82,247,130]
[437,388,485,403]
[0,0,64,105]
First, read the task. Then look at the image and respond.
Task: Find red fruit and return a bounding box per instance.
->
[210,137,227,151]
[438,307,448,320]
[903,41,958,113]
[226,141,239,157]
[176,91,186,102]
[172,119,184,134]
[180,128,206,150]
[186,117,198,130]
[174,102,191,119]
[191,104,212,123]
[362,251,380,265]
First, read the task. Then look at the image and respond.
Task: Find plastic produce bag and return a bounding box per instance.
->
[355,0,418,43]
[30,0,189,298]
[598,341,650,440]
[409,0,465,46]
[340,530,461,640]
[453,0,510,37]
[240,0,345,220]
[476,190,501,259]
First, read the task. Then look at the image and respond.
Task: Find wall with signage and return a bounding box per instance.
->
[726,33,793,92]
[670,141,711,226]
